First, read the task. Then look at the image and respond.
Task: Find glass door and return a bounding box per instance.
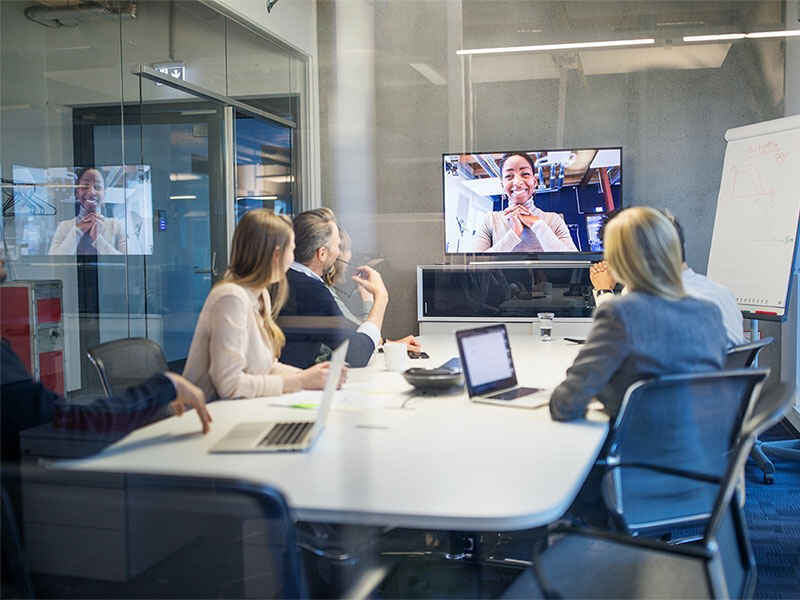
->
[131,89,228,366]
[73,72,299,373]
[234,110,296,222]
[74,89,228,368]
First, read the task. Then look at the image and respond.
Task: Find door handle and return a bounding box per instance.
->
[193,252,218,276]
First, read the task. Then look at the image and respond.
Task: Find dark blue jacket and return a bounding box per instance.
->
[1,338,176,465]
[279,268,376,368]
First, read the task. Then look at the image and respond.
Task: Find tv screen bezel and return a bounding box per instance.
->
[441,146,623,260]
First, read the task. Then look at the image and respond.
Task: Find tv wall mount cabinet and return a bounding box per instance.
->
[417,262,596,326]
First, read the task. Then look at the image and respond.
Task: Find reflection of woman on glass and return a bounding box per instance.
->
[474,153,577,252]
[49,168,126,255]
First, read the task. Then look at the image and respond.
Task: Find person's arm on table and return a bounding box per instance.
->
[549,302,629,421]
[56,373,211,434]
[2,339,210,447]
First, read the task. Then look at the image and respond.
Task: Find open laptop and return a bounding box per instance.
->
[210,340,348,453]
[456,324,550,409]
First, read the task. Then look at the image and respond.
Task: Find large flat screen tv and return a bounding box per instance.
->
[443,147,621,256]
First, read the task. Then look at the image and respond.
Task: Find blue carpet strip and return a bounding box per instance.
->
[745,422,800,599]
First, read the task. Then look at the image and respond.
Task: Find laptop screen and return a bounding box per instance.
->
[456,324,518,396]
[313,339,349,431]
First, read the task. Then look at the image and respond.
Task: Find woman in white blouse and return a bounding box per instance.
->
[183,209,334,400]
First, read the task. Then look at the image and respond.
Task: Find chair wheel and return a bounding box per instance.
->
[763,474,774,485]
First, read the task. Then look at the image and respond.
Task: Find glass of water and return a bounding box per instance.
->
[537,312,555,342]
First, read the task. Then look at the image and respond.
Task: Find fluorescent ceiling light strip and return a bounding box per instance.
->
[684,30,800,42]
[683,33,745,42]
[169,195,197,200]
[457,38,655,56]
[746,30,800,39]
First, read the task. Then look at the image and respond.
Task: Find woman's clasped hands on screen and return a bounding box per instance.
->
[503,203,541,237]
[76,208,105,242]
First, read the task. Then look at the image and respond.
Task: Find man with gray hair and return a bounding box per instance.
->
[279,208,388,367]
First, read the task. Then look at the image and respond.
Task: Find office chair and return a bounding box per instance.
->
[502,382,794,600]
[13,467,393,599]
[600,369,768,539]
[726,337,800,483]
[13,470,307,598]
[724,337,773,370]
[87,337,168,398]
[1,471,34,599]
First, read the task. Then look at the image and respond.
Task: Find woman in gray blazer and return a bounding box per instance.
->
[549,206,728,422]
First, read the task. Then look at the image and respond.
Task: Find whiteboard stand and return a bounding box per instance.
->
[707,114,800,322]
[708,115,800,480]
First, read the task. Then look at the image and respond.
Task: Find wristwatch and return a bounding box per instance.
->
[595,289,614,296]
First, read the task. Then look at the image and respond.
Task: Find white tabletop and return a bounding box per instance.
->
[52,335,608,531]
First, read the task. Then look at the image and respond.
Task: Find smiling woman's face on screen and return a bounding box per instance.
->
[76,169,105,214]
[501,154,537,207]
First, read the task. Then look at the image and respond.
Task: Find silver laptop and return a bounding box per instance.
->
[456,324,550,409]
[210,340,348,453]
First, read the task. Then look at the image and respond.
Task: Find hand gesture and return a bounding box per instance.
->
[352,265,388,299]
[505,209,525,237]
[390,335,421,352]
[76,211,104,241]
[503,204,538,236]
[300,361,348,390]
[88,212,104,241]
[590,260,617,291]
[165,372,212,434]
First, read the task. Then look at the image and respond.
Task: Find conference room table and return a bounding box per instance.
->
[51,334,608,532]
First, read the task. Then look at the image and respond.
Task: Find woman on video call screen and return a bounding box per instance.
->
[443,149,621,254]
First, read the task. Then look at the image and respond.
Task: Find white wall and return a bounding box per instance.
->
[207,0,317,58]
[207,0,321,208]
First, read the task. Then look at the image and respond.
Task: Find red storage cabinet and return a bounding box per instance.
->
[0,280,65,395]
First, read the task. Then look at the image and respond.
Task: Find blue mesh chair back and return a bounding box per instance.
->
[602,369,768,534]
[503,380,792,599]
[87,337,168,398]
[702,381,791,598]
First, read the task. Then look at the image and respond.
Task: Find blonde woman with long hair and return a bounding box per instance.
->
[549,206,727,422]
[183,209,334,400]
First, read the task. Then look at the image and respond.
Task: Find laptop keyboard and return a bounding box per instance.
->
[488,387,542,400]
[259,421,313,447]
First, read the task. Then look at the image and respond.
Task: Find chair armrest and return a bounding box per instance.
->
[606,462,721,485]
[547,523,713,560]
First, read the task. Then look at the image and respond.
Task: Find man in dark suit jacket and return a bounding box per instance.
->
[279,208,388,368]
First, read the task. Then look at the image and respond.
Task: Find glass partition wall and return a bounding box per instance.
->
[1,0,307,395]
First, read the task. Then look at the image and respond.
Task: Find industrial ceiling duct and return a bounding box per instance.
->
[25,0,136,28]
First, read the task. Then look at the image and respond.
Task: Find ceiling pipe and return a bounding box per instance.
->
[25,1,136,28]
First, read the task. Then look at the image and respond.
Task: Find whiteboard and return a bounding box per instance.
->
[707,115,800,320]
